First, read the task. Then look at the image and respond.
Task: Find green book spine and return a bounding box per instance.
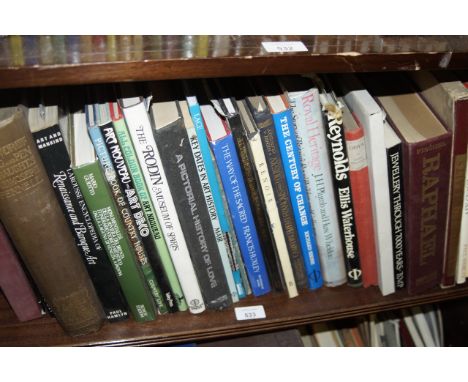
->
[112,113,188,312]
[73,161,156,322]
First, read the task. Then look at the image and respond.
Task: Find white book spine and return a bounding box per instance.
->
[288,88,346,286]
[248,132,298,298]
[121,101,206,314]
[186,123,239,302]
[344,90,395,295]
[456,152,468,283]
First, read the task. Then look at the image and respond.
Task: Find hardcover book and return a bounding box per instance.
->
[201,103,271,296]
[29,102,129,321]
[409,71,468,287]
[317,87,362,287]
[0,222,44,322]
[87,102,166,315]
[0,106,104,335]
[280,75,346,287]
[364,72,452,294]
[109,101,186,311]
[118,85,205,314]
[237,99,298,298]
[71,107,156,322]
[151,96,232,310]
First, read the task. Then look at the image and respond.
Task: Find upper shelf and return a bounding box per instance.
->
[0,35,467,89]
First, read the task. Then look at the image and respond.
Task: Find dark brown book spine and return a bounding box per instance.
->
[403,133,452,293]
[0,108,104,336]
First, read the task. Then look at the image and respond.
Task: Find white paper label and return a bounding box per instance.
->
[262,41,308,53]
[235,305,266,321]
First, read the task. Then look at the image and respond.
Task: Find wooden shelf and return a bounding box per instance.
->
[2,284,468,346]
[1,35,468,89]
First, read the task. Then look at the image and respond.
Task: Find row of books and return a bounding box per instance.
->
[302,305,443,347]
[0,71,467,336]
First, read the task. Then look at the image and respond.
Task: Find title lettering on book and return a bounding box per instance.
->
[0,137,42,199]
[420,153,440,266]
[325,112,349,181]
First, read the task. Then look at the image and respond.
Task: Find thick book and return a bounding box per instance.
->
[409,71,468,287]
[364,72,452,294]
[280,76,346,287]
[318,88,362,287]
[185,91,246,299]
[0,107,104,336]
[29,103,129,321]
[87,102,165,315]
[204,78,284,292]
[118,88,205,314]
[71,107,156,322]
[245,94,308,290]
[331,73,395,295]
[341,101,378,288]
[237,98,298,298]
[109,101,186,311]
[151,98,232,310]
[0,222,43,322]
[384,122,406,290]
[263,91,323,290]
[201,103,271,296]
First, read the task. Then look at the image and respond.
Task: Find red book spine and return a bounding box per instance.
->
[404,133,452,293]
[0,223,43,321]
[345,126,378,287]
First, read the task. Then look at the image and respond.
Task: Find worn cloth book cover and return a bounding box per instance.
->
[118,91,205,314]
[71,108,156,322]
[0,222,44,322]
[0,107,104,336]
[201,103,271,296]
[152,99,232,310]
[280,76,346,287]
[30,108,129,322]
[365,72,451,294]
[87,103,164,316]
[110,101,186,311]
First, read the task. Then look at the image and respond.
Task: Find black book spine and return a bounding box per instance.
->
[227,109,284,292]
[386,143,406,290]
[100,123,177,313]
[249,105,308,289]
[33,125,129,321]
[322,107,362,286]
[154,118,232,310]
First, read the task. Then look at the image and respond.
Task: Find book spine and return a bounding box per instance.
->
[154,120,232,310]
[89,123,165,314]
[32,124,129,321]
[386,142,406,290]
[229,112,285,292]
[322,105,362,286]
[456,154,468,283]
[121,101,205,314]
[272,108,323,289]
[246,130,298,298]
[210,133,271,296]
[0,223,43,321]
[187,125,239,303]
[255,111,308,289]
[404,135,451,293]
[442,100,468,286]
[73,161,156,321]
[112,113,187,311]
[100,123,177,313]
[344,127,379,288]
[188,102,246,298]
[288,89,346,287]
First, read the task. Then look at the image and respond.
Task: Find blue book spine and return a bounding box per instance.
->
[210,133,271,296]
[189,102,245,298]
[272,109,323,289]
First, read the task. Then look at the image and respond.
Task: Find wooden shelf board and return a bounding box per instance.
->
[2,284,468,346]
